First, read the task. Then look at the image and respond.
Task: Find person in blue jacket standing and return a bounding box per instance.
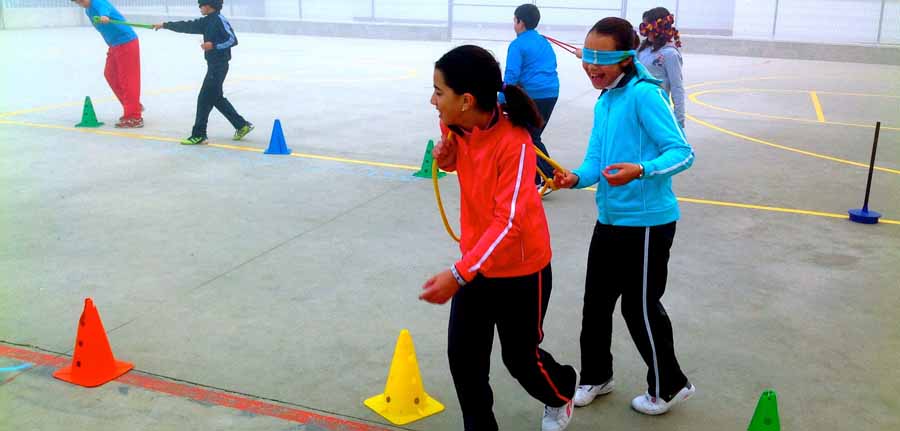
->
[153,0,254,145]
[504,4,560,195]
[554,17,695,416]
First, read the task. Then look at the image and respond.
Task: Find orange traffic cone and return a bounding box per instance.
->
[364,329,444,425]
[53,298,133,387]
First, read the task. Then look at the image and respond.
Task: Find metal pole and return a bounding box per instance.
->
[862,122,881,211]
[298,0,302,20]
[621,0,628,19]
[371,0,375,20]
[164,0,169,16]
[674,0,680,21]
[448,0,454,41]
[876,0,886,44]
[229,0,234,16]
[771,0,780,39]
[0,0,6,31]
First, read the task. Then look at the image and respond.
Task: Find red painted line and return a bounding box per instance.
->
[0,344,392,431]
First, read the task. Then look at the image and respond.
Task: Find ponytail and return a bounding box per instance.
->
[436,45,545,131]
[500,84,544,129]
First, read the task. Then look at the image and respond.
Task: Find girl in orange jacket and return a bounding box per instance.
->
[419,45,577,431]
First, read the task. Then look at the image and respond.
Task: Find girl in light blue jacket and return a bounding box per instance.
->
[554,17,695,417]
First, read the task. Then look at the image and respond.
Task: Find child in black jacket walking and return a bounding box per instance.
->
[154,0,253,145]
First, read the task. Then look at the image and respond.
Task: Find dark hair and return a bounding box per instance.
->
[514,4,541,30]
[199,0,223,11]
[435,45,543,129]
[588,17,639,74]
[639,7,679,53]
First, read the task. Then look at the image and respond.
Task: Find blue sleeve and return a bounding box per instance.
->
[638,86,694,179]
[215,16,237,50]
[92,0,113,17]
[504,41,523,87]
[498,41,522,105]
[663,49,685,128]
[164,17,206,34]
[572,125,604,188]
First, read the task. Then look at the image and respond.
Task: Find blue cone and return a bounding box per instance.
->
[265,119,291,155]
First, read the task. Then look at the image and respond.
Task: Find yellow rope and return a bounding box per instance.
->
[431,132,569,243]
[432,156,461,243]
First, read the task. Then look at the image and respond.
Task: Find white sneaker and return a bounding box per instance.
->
[541,369,577,431]
[631,383,695,415]
[573,379,615,407]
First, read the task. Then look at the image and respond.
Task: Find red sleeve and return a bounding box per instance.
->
[454,142,532,281]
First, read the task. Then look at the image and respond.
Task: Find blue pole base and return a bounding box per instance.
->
[848,208,881,224]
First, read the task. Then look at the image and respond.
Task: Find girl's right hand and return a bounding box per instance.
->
[432,135,457,170]
[553,170,579,189]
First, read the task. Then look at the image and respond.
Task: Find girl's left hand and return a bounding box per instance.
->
[602,163,642,186]
[419,270,460,305]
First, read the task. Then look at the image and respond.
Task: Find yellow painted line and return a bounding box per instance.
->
[809,91,826,123]
[207,143,264,153]
[0,118,422,170]
[688,89,900,131]
[685,114,900,175]
[688,87,900,98]
[1,118,897,226]
[581,187,899,225]
[677,197,900,225]
[0,119,182,142]
[0,70,416,119]
[288,152,420,171]
[0,74,303,118]
[684,76,786,90]
[0,85,196,119]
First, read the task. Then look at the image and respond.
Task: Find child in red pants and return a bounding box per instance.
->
[72,0,143,128]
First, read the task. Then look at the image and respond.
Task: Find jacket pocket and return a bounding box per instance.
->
[605,180,643,213]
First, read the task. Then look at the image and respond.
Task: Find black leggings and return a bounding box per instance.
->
[448,264,576,430]
[579,222,689,401]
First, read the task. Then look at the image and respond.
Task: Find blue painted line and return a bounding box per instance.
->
[0,363,33,372]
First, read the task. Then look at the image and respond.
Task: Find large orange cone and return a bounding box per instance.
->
[53,298,133,387]
[364,329,444,425]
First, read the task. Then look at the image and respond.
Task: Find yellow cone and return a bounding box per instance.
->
[364,329,445,425]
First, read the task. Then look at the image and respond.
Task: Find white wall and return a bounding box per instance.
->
[2,7,85,29]
[627,0,734,33]
[4,0,896,46]
[882,0,900,43]
[733,0,777,38]
[734,0,895,44]
[775,0,884,43]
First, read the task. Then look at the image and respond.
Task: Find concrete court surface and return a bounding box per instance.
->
[1,27,899,430]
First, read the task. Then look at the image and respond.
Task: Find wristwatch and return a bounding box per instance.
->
[637,163,645,179]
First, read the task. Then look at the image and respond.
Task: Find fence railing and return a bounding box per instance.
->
[2,0,898,45]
